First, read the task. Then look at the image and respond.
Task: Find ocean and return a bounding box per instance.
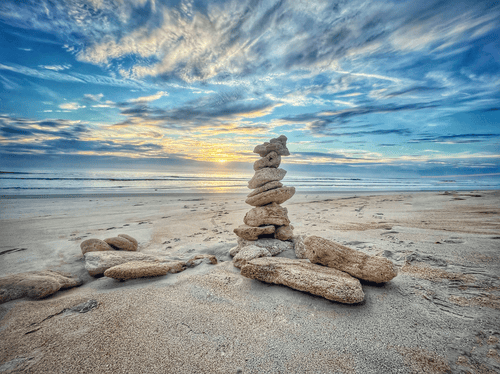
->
[1,169,499,196]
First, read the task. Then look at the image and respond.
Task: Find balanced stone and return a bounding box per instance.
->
[104,236,137,251]
[248,168,286,189]
[244,203,290,227]
[275,225,294,241]
[253,151,281,170]
[230,237,294,257]
[232,245,271,269]
[233,224,275,241]
[247,181,283,198]
[304,236,398,283]
[104,261,173,280]
[241,257,364,304]
[0,270,82,303]
[253,135,290,157]
[245,186,295,207]
[80,238,114,255]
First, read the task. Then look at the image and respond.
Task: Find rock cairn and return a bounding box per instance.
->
[234,135,296,243]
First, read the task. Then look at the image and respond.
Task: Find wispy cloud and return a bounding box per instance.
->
[59,102,86,110]
[128,91,168,103]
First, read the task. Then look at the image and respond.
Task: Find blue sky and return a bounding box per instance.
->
[0,0,499,177]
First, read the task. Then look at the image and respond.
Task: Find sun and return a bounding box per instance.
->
[217,159,226,163]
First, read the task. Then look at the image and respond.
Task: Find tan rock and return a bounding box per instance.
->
[186,254,218,267]
[247,181,283,198]
[80,238,114,255]
[275,225,294,241]
[85,251,164,276]
[104,237,137,251]
[253,135,290,157]
[233,224,275,241]
[253,151,281,170]
[230,237,293,257]
[293,235,307,259]
[0,270,82,303]
[248,168,286,189]
[245,186,295,207]
[244,203,290,227]
[304,236,398,283]
[232,245,271,269]
[118,234,138,248]
[104,261,173,280]
[241,257,364,304]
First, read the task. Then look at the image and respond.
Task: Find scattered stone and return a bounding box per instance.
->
[275,225,294,241]
[84,251,162,276]
[241,257,364,304]
[232,245,271,269]
[253,135,290,157]
[245,186,295,207]
[0,270,82,303]
[247,181,283,198]
[104,261,173,280]
[80,238,114,255]
[244,203,290,227]
[293,235,307,259]
[253,151,281,170]
[118,234,138,248]
[248,168,286,189]
[104,237,137,251]
[186,254,218,267]
[304,236,398,283]
[233,225,275,241]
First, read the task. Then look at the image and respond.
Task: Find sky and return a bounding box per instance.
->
[0,0,499,178]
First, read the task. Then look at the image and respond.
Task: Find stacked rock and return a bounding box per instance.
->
[234,135,296,242]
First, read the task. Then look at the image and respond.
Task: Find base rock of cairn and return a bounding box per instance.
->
[234,135,295,245]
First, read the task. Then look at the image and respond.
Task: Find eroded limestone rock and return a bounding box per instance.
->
[247,181,283,198]
[304,236,398,283]
[253,151,281,170]
[80,238,114,255]
[248,168,286,189]
[241,257,364,304]
[118,234,138,248]
[245,186,295,207]
[104,236,137,251]
[186,254,218,267]
[104,261,173,280]
[293,235,307,259]
[0,270,82,303]
[275,225,294,241]
[230,237,294,257]
[232,245,271,269]
[84,251,162,276]
[244,203,290,227]
[233,224,275,241]
[253,135,290,157]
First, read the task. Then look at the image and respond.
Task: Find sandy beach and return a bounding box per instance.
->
[1,190,499,373]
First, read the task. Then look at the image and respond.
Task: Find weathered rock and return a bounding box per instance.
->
[186,254,218,267]
[104,261,173,280]
[245,186,295,206]
[253,135,290,157]
[275,225,294,241]
[118,234,138,248]
[85,251,163,276]
[232,245,271,269]
[230,237,294,257]
[247,181,283,198]
[233,224,275,241]
[241,257,364,304]
[293,235,307,259]
[304,236,398,283]
[0,270,82,303]
[253,151,281,170]
[248,168,286,189]
[104,237,137,251]
[244,203,290,227]
[80,238,114,255]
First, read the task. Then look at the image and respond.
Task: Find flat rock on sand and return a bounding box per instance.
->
[233,224,275,241]
[80,239,114,255]
[304,236,398,283]
[245,186,295,206]
[230,237,293,257]
[248,168,286,189]
[84,251,163,276]
[232,245,271,269]
[244,203,290,227]
[241,257,364,304]
[104,236,137,251]
[118,234,138,248]
[104,261,174,280]
[247,181,283,198]
[0,270,82,303]
[253,151,281,170]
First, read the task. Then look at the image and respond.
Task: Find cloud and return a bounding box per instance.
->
[59,102,86,110]
[84,93,104,102]
[128,91,168,103]
[409,133,500,144]
[39,64,72,71]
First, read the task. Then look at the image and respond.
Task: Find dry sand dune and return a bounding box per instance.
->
[1,190,499,373]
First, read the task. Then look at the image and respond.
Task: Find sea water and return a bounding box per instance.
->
[1,168,498,196]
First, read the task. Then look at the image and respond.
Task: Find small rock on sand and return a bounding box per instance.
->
[241,257,364,304]
[84,251,163,276]
[245,186,295,207]
[80,238,114,255]
[104,261,173,280]
[0,270,82,303]
[232,245,271,269]
[105,236,137,251]
[304,236,398,283]
[118,234,138,248]
[186,254,218,267]
[248,168,286,189]
[244,202,290,227]
[233,224,275,241]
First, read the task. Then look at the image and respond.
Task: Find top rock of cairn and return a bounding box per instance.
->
[234,135,295,242]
